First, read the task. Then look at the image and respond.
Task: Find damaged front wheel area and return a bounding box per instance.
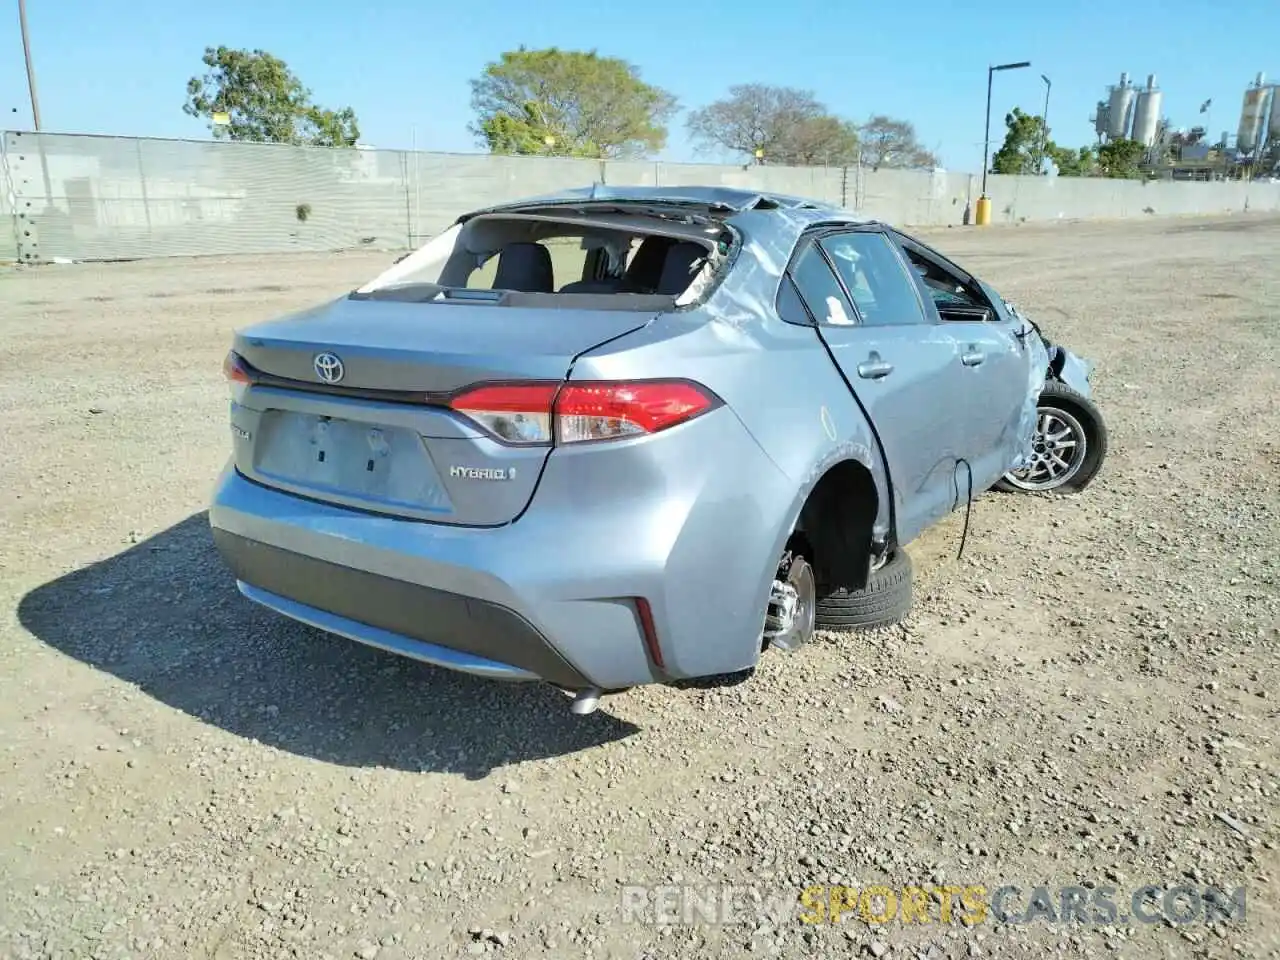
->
[997,380,1108,494]
[762,543,816,652]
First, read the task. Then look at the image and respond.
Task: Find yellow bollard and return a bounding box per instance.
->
[974,195,992,226]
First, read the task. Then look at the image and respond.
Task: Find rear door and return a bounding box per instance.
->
[783,227,968,545]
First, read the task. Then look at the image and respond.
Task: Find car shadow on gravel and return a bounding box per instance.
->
[16,513,639,779]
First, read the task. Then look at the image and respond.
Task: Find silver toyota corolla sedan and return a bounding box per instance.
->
[209,186,1107,713]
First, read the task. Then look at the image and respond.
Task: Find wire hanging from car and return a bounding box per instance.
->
[955,458,974,561]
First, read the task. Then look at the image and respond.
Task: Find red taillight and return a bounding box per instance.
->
[222,350,252,385]
[447,380,719,445]
[556,382,716,442]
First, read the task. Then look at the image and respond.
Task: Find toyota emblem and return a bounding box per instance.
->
[313,352,345,384]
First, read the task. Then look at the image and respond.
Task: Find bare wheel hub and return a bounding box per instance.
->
[764,554,816,652]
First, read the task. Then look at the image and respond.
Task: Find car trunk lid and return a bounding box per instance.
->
[229,297,656,526]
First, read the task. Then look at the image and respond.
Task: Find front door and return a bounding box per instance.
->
[887,231,1037,492]
[786,227,969,546]
[942,310,1034,491]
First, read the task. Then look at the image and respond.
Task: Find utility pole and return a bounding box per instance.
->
[19,0,42,129]
[17,0,54,248]
[1039,74,1052,174]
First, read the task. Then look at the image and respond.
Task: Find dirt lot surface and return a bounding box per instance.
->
[2,215,1278,960]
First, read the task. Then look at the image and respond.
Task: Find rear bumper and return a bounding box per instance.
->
[208,404,798,689]
[209,466,646,688]
[212,529,585,686]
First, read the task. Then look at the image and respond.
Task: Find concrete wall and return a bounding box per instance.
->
[0,143,17,262]
[4,130,1279,263]
[984,174,1276,223]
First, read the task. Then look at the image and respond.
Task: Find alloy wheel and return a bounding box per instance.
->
[1002,405,1088,491]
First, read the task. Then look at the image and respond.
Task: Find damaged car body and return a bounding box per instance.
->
[208,185,1108,713]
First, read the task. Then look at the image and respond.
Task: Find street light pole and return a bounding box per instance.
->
[1039,74,1052,174]
[18,0,41,130]
[977,60,1030,225]
[981,68,994,200]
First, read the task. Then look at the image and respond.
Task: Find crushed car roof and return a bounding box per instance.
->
[463,184,860,218]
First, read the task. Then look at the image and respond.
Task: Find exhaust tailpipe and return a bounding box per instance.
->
[569,687,602,715]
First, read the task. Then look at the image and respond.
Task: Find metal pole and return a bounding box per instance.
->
[401,151,412,251]
[18,0,41,129]
[136,139,153,237]
[18,0,54,233]
[410,125,419,247]
[977,61,1029,224]
[981,66,993,197]
[1040,76,1052,174]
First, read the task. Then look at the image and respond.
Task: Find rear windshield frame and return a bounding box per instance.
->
[352,206,741,311]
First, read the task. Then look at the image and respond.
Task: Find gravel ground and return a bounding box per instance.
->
[1,215,1278,960]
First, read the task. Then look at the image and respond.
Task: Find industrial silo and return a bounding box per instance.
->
[1237,72,1272,153]
[1269,83,1280,144]
[1092,101,1110,140]
[1106,73,1137,140]
[1131,75,1163,148]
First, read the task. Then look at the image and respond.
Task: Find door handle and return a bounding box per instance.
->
[961,349,986,367]
[857,359,894,380]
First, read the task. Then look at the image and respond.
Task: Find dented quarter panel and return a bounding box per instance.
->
[575,205,890,530]
[569,205,895,671]
[663,207,892,544]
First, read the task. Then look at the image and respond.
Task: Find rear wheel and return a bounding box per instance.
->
[996,381,1107,494]
[762,543,817,652]
[813,548,913,633]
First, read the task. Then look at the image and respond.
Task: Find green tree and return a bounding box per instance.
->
[991,107,1048,175]
[1046,143,1097,177]
[469,47,677,159]
[686,84,860,166]
[857,115,939,170]
[1096,138,1145,178]
[481,106,571,155]
[184,46,359,146]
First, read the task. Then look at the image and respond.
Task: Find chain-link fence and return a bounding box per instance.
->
[3,130,1277,263]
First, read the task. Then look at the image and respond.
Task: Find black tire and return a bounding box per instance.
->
[813,548,913,633]
[995,380,1108,494]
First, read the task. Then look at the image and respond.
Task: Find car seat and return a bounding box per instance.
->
[492,242,554,293]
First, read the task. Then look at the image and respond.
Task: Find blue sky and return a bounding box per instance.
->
[2,0,1276,172]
